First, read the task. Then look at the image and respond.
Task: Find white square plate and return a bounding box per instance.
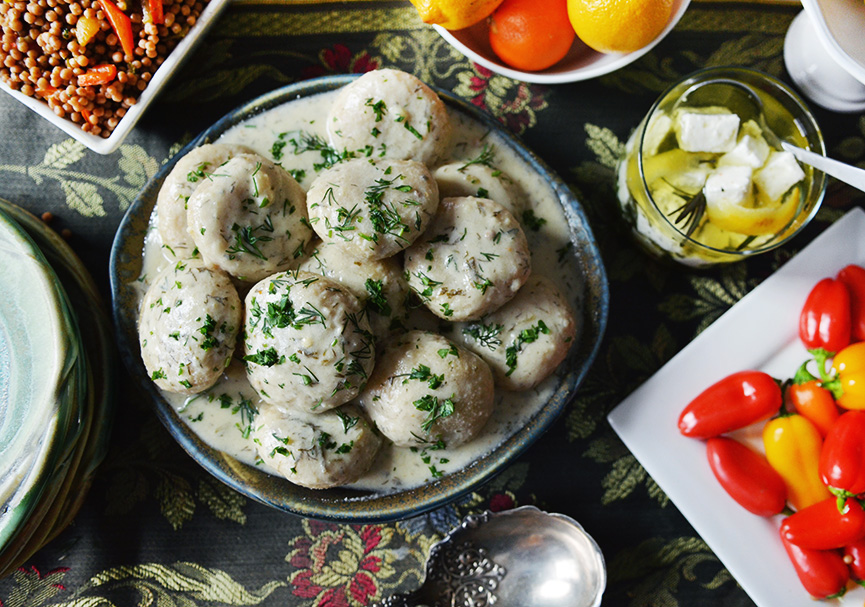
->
[0,0,229,155]
[608,207,865,607]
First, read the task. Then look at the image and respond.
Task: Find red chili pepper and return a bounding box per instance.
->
[844,539,865,581]
[788,362,839,437]
[839,264,865,343]
[799,277,851,354]
[820,410,865,503]
[781,497,865,550]
[705,437,786,516]
[781,533,849,599]
[77,64,117,87]
[678,371,781,439]
[99,0,135,59]
[143,0,164,24]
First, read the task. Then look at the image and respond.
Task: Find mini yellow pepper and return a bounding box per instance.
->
[763,413,831,511]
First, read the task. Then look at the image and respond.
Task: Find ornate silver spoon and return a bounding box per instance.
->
[374,505,606,607]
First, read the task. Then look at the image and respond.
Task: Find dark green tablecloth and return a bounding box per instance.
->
[1,1,863,605]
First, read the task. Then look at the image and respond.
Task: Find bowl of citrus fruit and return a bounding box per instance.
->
[410,0,690,83]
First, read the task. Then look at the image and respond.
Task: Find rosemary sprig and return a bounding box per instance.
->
[664,180,706,238]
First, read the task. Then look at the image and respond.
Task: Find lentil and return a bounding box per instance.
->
[0,0,209,137]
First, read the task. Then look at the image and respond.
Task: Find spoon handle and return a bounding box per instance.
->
[781,142,865,193]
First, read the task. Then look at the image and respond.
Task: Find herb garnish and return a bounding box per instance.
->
[505,320,550,376]
[459,144,496,171]
[522,209,547,231]
[413,394,456,432]
[462,322,503,351]
[244,347,284,367]
[364,278,392,316]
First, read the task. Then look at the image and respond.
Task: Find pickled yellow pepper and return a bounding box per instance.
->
[763,414,831,511]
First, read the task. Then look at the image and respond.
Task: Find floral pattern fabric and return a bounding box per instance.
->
[0,1,863,606]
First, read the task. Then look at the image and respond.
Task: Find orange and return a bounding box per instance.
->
[488,0,575,72]
[410,0,506,31]
[567,0,673,54]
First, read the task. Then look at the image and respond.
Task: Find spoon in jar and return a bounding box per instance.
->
[677,77,865,192]
[373,505,606,607]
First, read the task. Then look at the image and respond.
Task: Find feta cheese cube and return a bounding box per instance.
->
[704,165,754,207]
[754,151,805,202]
[674,109,740,153]
[719,133,771,169]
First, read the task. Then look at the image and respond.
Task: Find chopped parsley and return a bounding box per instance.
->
[186,161,211,183]
[402,364,444,390]
[522,209,547,231]
[505,320,550,376]
[271,137,288,161]
[198,314,219,350]
[364,278,392,316]
[365,98,387,121]
[413,271,441,299]
[438,345,459,358]
[243,347,284,367]
[413,393,456,432]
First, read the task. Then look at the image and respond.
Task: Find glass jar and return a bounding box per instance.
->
[616,66,827,267]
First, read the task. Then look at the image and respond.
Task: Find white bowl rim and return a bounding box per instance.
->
[0,0,229,155]
[434,0,691,84]
[800,0,865,86]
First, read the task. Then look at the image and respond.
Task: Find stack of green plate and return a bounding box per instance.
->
[0,200,114,577]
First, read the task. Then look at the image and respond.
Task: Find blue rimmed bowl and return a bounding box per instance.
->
[109,74,609,523]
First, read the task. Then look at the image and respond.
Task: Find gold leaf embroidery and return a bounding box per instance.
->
[42,140,86,170]
[60,181,105,218]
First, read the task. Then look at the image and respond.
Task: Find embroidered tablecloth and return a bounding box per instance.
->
[1,1,862,606]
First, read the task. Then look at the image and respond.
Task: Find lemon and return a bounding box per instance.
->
[567,0,673,53]
[705,188,800,236]
[410,0,506,30]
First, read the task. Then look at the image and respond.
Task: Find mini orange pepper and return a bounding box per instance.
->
[788,362,839,437]
[763,413,832,511]
[99,0,135,59]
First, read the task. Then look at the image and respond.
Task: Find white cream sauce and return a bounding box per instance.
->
[136,89,585,494]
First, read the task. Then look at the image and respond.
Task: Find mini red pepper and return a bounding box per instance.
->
[844,540,865,581]
[781,497,865,550]
[839,264,865,343]
[820,410,865,503]
[799,277,851,354]
[820,342,865,410]
[788,362,839,437]
[99,0,135,59]
[77,64,117,87]
[781,533,849,599]
[705,437,786,516]
[678,370,781,439]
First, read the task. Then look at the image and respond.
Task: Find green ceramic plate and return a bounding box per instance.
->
[0,200,115,576]
[0,207,85,555]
